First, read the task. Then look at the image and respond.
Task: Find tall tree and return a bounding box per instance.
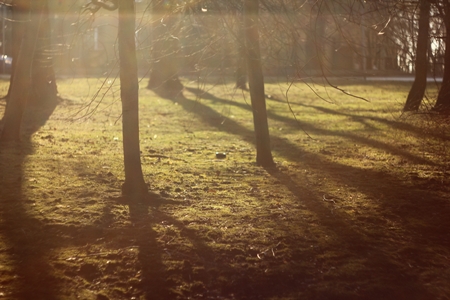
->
[31,0,57,103]
[244,0,274,167]
[403,0,431,112]
[118,0,148,196]
[6,0,57,103]
[1,0,44,142]
[433,0,450,112]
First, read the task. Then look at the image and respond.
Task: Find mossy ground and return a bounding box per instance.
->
[1,77,450,299]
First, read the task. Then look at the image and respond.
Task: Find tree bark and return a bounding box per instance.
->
[434,2,450,112]
[403,0,430,112]
[244,0,274,168]
[31,0,57,103]
[1,0,43,142]
[118,0,148,196]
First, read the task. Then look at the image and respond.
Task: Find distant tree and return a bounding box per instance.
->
[235,7,247,90]
[403,0,431,112]
[1,0,44,142]
[433,0,450,112]
[244,0,274,167]
[147,0,183,95]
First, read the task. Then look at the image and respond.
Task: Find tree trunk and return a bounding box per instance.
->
[5,0,28,102]
[147,0,183,94]
[403,0,430,112]
[118,0,148,196]
[6,0,57,103]
[434,3,450,112]
[31,0,57,104]
[235,9,247,90]
[1,0,43,142]
[244,0,274,168]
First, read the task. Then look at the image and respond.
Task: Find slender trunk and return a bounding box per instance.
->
[1,1,43,142]
[244,0,274,168]
[147,0,183,94]
[404,0,430,112]
[235,10,247,90]
[118,0,148,196]
[434,3,450,112]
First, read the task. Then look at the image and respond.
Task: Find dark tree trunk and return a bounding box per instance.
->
[403,0,430,112]
[1,0,43,142]
[434,3,450,112]
[118,0,148,196]
[147,0,183,94]
[244,0,274,168]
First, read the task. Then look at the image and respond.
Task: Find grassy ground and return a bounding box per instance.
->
[0,77,450,300]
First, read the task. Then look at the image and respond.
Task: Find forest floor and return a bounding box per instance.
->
[0,77,450,300]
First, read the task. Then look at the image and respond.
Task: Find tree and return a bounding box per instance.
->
[235,6,248,90]
[6,0,57,104]
[147,0,183,95]
[433,0,450,112]
[0,0,44,142]
[403,0,431,112]
[244,0,274,168]
[84,0,148,196]
[118,0,148,196]
[31,0,58,102]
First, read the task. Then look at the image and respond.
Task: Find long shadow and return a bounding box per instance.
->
[185,87,439,166]
[154,89,448,298]
[183,87,450,240]
[265,167,434,300]
[123,194,314,299]
[0,97,60,299]
[117,195,171,299]
[303,103,450,141]
[0,132,171,298]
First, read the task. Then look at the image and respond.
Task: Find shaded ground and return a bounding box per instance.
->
[0,78,450,300]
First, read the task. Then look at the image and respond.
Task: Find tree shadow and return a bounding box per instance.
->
[153,87,449,298]
[302,103,450,141]
[184,86,439,166]
[0,96,175,299]
[264,167,435,300]
[0,96,60,299]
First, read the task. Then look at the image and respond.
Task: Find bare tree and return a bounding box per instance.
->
[244,0,274,167]
[118,0,148,196]
[404,0,431,112]
[147,0,183,95]
[85,0,148,196]
[1,0,44,142]
[6,0,57,104]
[433,0,450,112]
